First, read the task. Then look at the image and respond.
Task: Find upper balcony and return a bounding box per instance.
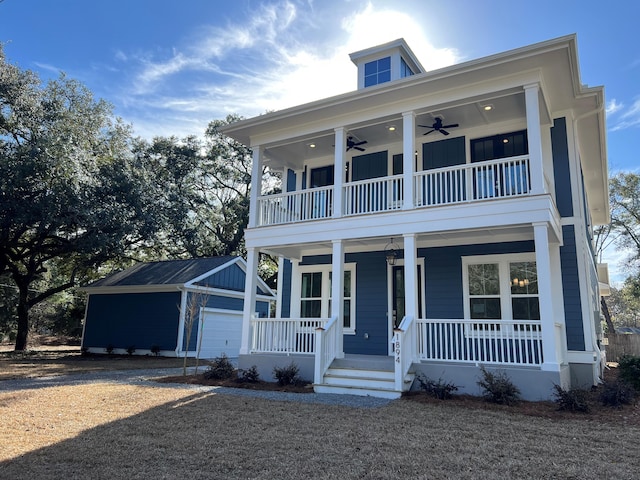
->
[256,154,534,227]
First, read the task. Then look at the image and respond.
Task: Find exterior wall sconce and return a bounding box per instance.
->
[385,238,400,265]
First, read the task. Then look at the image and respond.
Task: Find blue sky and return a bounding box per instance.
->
[1,0,639,279]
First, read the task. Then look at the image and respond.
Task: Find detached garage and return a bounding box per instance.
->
[81,256,275,358]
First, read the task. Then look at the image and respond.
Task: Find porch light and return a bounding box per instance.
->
[385,238,400,265]
[387,125,396,131]
[309,143,316,148]
[483,104,493,111]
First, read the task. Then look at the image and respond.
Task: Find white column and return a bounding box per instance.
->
[276,256,285,318]
[331,239,345,358]
[534,223,561,371]
[402,111,416,210]
[248,146,263,228]
[549,243,568,365]
[333,127,345,218]
[525,84,545,195]
[240,247,259,355]
[402,233,418,321]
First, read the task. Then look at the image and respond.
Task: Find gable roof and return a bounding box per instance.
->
[85,256,238,288]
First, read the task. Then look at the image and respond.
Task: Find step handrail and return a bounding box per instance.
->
[393,315,415,391]
[314,315,339,385]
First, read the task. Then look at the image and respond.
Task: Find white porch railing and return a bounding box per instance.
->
[414,155,531,206]
[416,319,543,366]
[343,174,403,216]
[256,186,333,226]
[250,318,328,354]
[254,156,532,227]
[393,315,416,392]
[314,316,339,385]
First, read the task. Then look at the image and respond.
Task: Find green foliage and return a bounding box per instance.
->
[552,384,590,413]
[618,355,640,390]
[599,381,635,408]
[416,374,459,399]
[237,365,261,383]
[105,344,114,355]
[126,345,136,356]
[273,362,301,386]
[150,345,161,356]
[477,366,521,405]
[203,354,235,380]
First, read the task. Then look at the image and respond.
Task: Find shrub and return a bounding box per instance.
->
[126,345,136,356]
[150,345,161,356]
[273,362,301,386]
[203,354,235,380]
[416,374,459,399]
[477,366,521,405]
[237,365,261,383]
[552,384,590,413]
[80,346,89,356]
[618,355,640,391]
[600,381,636,408]
[105,344,114,355]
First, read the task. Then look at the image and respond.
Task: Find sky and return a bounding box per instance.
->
[1,0,639,281]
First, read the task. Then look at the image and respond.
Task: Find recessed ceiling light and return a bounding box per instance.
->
[503,138,509,144]
[388,125,396,131]
[309,143,316,148]
[483,104,493,111]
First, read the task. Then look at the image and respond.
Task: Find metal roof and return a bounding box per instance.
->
[85,256,238,288]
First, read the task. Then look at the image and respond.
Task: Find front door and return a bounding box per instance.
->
[389,263,423,353]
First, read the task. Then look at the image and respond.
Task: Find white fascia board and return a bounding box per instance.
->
[245,196,562,250]
[184,257,240,287]
[231,257,277,298]
[182,283,274,303]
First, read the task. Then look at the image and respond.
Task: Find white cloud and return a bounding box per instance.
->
[606,98,623,116]
[117,1,461,139]
[610,97,640,131]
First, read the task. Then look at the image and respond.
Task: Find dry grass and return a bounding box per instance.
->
[1,349,640,479]
[0,348,202,381]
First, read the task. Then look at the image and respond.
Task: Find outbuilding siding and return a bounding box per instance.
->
[82,291,181,351]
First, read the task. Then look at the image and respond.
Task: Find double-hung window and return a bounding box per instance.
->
[296,264,356,334]
[463,254,539,331]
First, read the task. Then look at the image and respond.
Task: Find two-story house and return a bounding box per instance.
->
[220,35,609,400]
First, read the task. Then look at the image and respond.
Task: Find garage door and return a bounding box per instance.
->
[198,309,243,359]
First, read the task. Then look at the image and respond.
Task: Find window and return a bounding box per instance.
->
[470,130,529,198]
[364,56,391,87]
[295,264,356,333]
[463,254,539,325]
[400,57,414,78]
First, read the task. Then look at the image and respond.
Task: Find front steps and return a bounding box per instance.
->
[313,355,414,399]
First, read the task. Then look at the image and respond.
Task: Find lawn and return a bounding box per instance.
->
[1,351,639,479]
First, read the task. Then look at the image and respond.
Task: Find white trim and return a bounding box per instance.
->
[175,289,188,356]
[176,307,244,356]
[461,252,537,321]
[293,262,357,335]
[386,257,426,355]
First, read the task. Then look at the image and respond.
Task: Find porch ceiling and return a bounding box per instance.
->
[263,92,527,170]
[263,225,535,260]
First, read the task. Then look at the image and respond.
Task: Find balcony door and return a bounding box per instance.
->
[308,165,334,218]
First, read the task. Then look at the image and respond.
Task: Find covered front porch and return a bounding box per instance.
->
[240,224,570,399]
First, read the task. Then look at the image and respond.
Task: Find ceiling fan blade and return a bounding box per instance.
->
[354,140,368,146]
[442,123,459,129]
[440,129,450,136]
[423,129,435,135]
[355,146,365,151]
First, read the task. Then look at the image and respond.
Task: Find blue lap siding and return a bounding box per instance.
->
[83,291,181,351]
[297,241,535,356]
[560,225,585,350]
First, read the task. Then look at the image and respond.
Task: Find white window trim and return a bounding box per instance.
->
[462,253,539,337]
[292,263,357,335]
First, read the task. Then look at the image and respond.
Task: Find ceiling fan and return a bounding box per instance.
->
[419,117,459,136]
[346,136,367,152]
